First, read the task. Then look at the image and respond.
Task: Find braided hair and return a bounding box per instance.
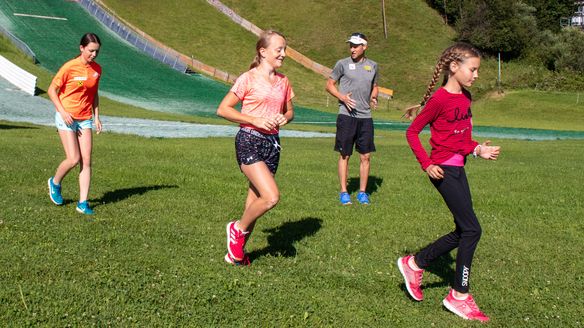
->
[404,42,481,120]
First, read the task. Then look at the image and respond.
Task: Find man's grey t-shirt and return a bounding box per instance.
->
[330,57,378,118]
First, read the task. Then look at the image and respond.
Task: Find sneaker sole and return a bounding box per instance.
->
[75,207,94,215]
[442,299,471,320]
[47,178,63,206]
[397,257,423,301]
[224,253,235,264]
[224,253,249,266]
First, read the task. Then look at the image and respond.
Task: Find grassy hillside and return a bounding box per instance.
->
[100,0,332,111]
[221,0,457,102]
[98,0,584,128]
[101,0,454,112]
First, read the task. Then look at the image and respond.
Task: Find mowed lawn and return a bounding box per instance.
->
[0,122,582,327]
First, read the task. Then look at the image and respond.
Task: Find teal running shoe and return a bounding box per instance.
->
[339,192,352,205]
[357,192,370,205]
[76,201,94,215]
[48,177,63,205]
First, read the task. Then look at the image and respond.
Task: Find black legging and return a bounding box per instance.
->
[414,165,482,293]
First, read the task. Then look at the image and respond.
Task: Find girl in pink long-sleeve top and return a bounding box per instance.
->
[397,43,500,322]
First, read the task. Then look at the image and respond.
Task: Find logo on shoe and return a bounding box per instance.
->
[461,265,470,287]
[229,230,238,244]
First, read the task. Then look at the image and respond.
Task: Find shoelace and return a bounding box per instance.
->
[464,295,482,314]
[413,269,423,284]
[233,228,249,242]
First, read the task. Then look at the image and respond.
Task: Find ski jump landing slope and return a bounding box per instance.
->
[0,0,232,117]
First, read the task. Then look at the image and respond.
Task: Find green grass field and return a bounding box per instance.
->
[0,122,582,327]
[472,90,584,131]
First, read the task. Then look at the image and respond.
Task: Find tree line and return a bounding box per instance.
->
[426,0,584,73]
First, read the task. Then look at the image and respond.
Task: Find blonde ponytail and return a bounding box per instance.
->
[249,54,261,70]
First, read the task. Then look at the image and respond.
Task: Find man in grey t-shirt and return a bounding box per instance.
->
[326,32,378,205]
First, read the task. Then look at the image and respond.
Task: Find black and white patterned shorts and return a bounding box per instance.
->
[235,128,281,174]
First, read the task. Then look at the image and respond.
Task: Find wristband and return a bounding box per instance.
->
[473,145,481,158]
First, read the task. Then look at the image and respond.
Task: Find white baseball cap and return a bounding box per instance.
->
[346,32,368,45]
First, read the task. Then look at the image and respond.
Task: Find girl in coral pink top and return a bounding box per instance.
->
[47,33,103,215]
[217,30,294,265]
[397,43,500,322]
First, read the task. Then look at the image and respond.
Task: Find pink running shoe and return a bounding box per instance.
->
[397,255,424,301]
[224,253,250,266]
[443,289,490,322]
[226,221,249,261]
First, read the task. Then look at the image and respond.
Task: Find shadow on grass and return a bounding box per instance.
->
[248,217,322,262]
[0,123,38,130]
[91,185,178,207]
[398,251,455,295]
[35,86,46,96]
[347,175,383,194]
[423,253,456,289]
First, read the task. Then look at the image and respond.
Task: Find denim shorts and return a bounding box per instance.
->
[55,112,93,131]
[235,127,281,174]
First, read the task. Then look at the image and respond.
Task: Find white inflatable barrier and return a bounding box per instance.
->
[0,55,37,96]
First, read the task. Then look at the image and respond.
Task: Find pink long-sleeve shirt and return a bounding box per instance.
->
[406,87,479,171]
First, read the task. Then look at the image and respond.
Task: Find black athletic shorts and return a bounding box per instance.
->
[334,114,375,156]
[235,127,281,174]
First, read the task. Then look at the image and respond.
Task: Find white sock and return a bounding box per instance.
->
[408,256,422,271]
[235,221,249,234]
[452,291,469,300]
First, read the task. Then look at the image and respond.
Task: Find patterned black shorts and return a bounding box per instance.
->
[235,128,281,174]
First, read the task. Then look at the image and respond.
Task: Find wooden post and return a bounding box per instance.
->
[497,52,502,94]
[443,0,448,24]
[382,0,388,39]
